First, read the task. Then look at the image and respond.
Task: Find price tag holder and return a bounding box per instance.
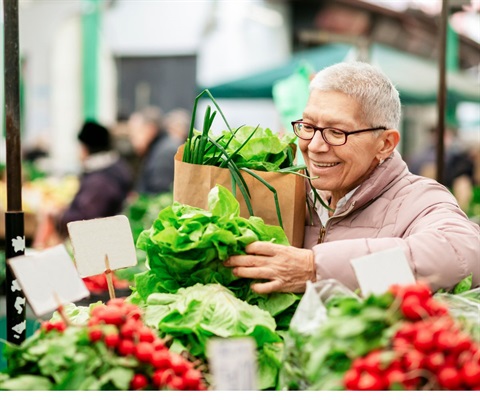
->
[350,247,416,296]
[67,215,137,277]
[8,244,90,317]
[207,337,257,391]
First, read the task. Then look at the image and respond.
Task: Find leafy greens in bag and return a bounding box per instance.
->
[203,126,297,172]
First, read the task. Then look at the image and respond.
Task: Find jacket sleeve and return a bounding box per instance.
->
[312,185,480,292]
[56,174,120,236]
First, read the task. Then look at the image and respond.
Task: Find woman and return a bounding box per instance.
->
[34,121,133,247]
[224,61,480,294]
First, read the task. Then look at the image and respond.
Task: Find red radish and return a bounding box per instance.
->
[437,366,462,389]
[343,368,360,390]
[400,296,425,321]
[452,333,472,354]
[169,353,190,375]
[435,330,456,352]
[137,326,156,343]
[135,342,155,363]
[152,369,174,388]
[91,304,108,318]
[402,349,425,371]
[104,332,120,348]
[101,307,124,326]
[384,368,406,387]
[120,319,140,339]
[413,329,435,353]
[356,371,385,391]
[118,339,135,356]
[424,352,445,372]
[424,298,448,316]
[401,281,432,301]
[151,350,172,369]
[130,373,149,390]
[88,327,103,342]
[362,350,382,374]
[168,376,186,391]
[460,361,480,388]
[182,369,202,389]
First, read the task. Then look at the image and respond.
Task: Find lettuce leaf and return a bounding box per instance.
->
[143,283,283,389]
[206,126,297,172]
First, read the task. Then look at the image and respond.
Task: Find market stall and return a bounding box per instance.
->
[2,1,479,392]
[1,86,479,391]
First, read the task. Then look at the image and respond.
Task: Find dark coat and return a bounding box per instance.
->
[56,153,133,237]
[136,133,183,195]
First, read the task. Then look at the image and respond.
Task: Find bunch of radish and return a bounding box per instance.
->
[86,298,206,391]
[343,282,480,390]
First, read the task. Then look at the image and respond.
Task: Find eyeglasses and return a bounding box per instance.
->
[291,120,387,146]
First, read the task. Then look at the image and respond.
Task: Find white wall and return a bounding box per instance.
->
[13,0,291,174]
[102,0,212,56]
[196,1,291,87]
[19,1,81,158]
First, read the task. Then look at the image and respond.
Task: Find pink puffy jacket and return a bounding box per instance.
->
[303,150,480,292]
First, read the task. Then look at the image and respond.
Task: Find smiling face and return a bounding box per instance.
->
[300,90,397,203]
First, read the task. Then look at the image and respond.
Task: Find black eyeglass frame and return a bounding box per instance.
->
[291,120,387,146]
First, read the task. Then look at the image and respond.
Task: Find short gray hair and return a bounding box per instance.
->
[309,61,401,130]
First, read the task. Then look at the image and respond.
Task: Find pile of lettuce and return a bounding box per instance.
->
[131,185,299,318]
[143,283,284,389]
[129,185,301,389]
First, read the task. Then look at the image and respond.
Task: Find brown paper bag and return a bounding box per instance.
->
[173,144,306,247]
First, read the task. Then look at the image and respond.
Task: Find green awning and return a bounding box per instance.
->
[203,43,480,105]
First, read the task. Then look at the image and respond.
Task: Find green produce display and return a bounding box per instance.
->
[129,185,301,389]
[143,283,284,389]
[0,299,206,390]
[280,279,480,391]
[131,185,300,326]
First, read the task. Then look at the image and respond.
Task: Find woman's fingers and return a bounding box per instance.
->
[244,241,280,256]
[223,241,315,294]
[231,265,272,280]
[250,280,282,294]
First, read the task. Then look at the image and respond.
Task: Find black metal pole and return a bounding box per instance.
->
[436,0,448,185]
[3,0,26,345]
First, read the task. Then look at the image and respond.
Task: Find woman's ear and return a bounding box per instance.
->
[377,129,400,161]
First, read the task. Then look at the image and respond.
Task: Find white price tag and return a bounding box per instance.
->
[350,247,416,296]
[8,244,90,317]
[67,215,137,277]
[207,337,257,391]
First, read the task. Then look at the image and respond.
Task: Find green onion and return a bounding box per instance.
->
[241,167,283,229]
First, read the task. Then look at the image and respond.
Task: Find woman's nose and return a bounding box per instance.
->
[308,130,330,152]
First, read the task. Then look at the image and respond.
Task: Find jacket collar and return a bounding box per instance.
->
[342,150,409,212]
[307,150,409,222]
[83,151,119,173]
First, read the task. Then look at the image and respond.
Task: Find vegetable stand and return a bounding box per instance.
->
[1,185,478,391]
[1,85,478,391]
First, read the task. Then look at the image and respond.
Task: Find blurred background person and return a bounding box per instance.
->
[164,107,190,152]
[407,125,475,213]
[128,106,189,196]
[33,120,133,248]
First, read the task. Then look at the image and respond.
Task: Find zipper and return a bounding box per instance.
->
[317,201,356,244]
[318,226,326,244]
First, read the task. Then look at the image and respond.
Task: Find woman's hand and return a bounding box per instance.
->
[224,241,316,294]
